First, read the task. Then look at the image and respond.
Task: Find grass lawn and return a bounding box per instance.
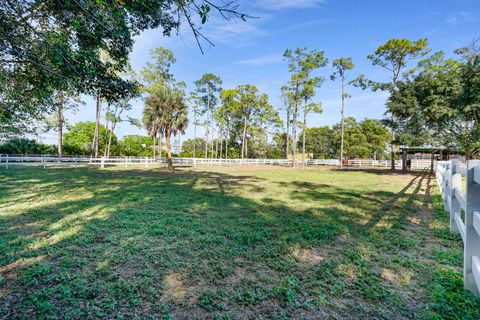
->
[1,165,479,319]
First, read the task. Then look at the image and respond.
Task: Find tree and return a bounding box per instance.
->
[63,121,116,155]
[353,38,429,170]
[105,99,133,158]
[389,41,480,158]
[143,84,188,171]
[297,126,335,159]
[193,73,222,158]
[0,1,250,134]
[331,57,355,169]
[332,118,369,159]
[189,94,203,158]
[182,138,206,157]
[218,88,240,159]
[141,48,176,86]
[283,48,328,166]
[42,91,83,158]
[118,135,153,157]
[280,86,293,159]
[360,119,390,159]
[0,138,55,155]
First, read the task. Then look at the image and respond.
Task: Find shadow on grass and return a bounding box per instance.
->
[0,167,478,319]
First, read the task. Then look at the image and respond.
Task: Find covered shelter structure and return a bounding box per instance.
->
[399,146,462,173]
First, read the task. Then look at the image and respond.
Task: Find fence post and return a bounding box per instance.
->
[43,155,46,169]
[443,162,452,212]
[450,160,462,234]
[6,154,8,170]
[101,157,105,169]
[463,160,480,296]
[75,156,78,169]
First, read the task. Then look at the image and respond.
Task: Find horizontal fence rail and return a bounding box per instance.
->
[0,154,433,169]
[435,160,480,296]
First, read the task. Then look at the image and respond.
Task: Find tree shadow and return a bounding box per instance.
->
[0,166,473,319]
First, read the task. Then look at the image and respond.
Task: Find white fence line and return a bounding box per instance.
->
[435,160,480,296]
[0,154,434,169]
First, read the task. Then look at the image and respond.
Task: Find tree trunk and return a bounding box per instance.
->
[204,114,209,158]
[340,77,345,170]
[193,121,197,158]
[106,122,116,158]
[286,109,290,160]
[220,135,223,160]
[103,104,110,158]
[225,136,228,159]
[241,115,248,159]
[92,94,101,158]
[265,126,268,159]
[165,127,173,171]
[390,113,396,171]
[158,130,163,162]
[291,106,298,167]
[211,127,215,158]
[215,133,219,158]
[57,93,64,158]
[153,136,156,159]
[302,107,307,167]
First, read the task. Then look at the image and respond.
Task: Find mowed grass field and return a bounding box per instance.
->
[1,165,479,319]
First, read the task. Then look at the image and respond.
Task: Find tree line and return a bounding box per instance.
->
[1,1,479,170]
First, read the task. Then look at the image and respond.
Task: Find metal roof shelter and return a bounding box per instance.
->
[399,146,462,172]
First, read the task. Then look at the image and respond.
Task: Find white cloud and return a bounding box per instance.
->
[256,0,326,10]
[446,12,476,26]
[236,53,283,65]
[277,19,329,32]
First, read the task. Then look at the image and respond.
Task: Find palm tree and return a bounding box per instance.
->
[143,85,188,171]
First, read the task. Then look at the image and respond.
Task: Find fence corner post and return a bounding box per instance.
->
[463,160,480,296]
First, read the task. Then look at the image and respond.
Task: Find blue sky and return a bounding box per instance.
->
[42,0,480,145]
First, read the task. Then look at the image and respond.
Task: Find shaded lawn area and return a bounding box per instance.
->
[0,166,479,319]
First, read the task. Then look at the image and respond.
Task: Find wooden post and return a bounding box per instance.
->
[464,160,480,296]
[6,154,8,170]
[101,157,105,169]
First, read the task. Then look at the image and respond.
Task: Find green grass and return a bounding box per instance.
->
[0,165,479,319]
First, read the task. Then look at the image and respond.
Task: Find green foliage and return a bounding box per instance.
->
[0,138,55,155]
[118,135,153,157]
[298,126,336,158]
[182,138,206,157]
[298,118,390,159]
[0,1,249,133]
[389,42,480,157]
[141,47,176,86]
[143,84,188,169]
[331,57,355,81]
[63,121,116,155]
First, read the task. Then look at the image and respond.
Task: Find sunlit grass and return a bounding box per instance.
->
[0,166,478,319]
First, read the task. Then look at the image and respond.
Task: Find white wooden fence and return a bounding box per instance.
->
[0,155,434,169]
[435,160,480,296]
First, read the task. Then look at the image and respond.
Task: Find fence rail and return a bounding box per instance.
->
[435,160,480,296]
[0,154,434,169]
